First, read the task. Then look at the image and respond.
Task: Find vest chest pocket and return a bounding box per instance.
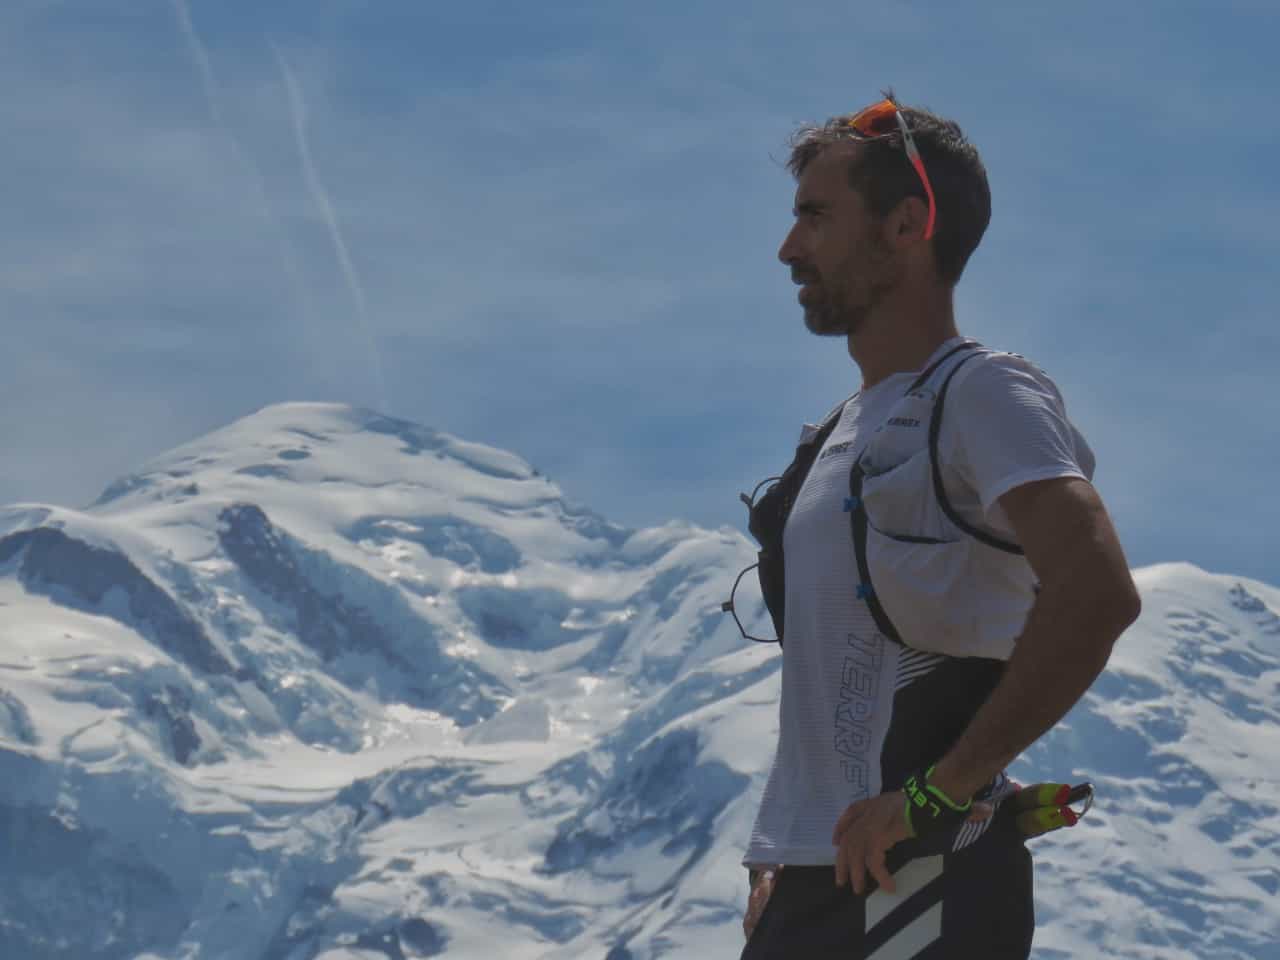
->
[859,445,957,545]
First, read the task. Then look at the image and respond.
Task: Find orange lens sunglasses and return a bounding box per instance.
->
[845,98,937,240]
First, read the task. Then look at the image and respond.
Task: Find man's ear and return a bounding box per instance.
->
[889,195,931,245]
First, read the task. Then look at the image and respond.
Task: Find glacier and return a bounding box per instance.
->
[0,402,1276,959]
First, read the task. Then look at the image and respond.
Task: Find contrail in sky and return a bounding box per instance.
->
[170,0,222,125]
[168,0,321,382]
[273,44,390,414]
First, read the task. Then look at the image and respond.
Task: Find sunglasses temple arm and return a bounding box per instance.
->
[910,153,937,239]
[893,110,937,240]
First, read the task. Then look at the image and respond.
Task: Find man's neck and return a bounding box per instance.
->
[848,289,960,390]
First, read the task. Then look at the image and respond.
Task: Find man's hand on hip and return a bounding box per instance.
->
[832,791,911,895]
[832,793,996,895]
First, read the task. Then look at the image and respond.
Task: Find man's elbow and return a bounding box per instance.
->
[1060,573,1139,678]
[1101,571,1143,642]
[1054,563,1142,658]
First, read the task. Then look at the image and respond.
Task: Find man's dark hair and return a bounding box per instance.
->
[786,96,991,287]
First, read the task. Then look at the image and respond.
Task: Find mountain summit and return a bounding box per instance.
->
[0,403,1276,959]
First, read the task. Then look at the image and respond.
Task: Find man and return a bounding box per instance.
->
[736,95,1141,958]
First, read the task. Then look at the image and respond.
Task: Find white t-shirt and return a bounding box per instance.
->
[743,338,1094,867]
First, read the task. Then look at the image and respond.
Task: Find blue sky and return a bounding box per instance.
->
[2,0,1277,586]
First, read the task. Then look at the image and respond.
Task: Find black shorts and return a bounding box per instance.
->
[740,818,1034,960]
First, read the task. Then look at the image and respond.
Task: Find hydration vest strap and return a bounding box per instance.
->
[849,461,902,643]
[928,354,1025,555]
[906,340,981,393]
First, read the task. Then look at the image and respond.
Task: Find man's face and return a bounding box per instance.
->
[777,145,897,337]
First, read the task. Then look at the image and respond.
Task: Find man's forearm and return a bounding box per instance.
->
[928,573,1140,802]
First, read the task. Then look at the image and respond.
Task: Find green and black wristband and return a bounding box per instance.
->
[902,766,972,839]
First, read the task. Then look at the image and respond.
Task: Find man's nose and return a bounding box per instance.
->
[778,222,802,265]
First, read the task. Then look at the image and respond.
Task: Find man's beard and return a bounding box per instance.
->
[799,244,897,338]
[801,275,893,337]
[802,286,860,337]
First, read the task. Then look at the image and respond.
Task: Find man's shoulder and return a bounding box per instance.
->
[947,346,1066,405]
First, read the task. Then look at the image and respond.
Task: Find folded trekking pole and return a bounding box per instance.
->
[1007,781,1094,839]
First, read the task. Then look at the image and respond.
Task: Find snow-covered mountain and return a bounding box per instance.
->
[0,402,1275,960]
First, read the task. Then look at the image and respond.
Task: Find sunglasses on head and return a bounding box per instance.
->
[844,98,937,241]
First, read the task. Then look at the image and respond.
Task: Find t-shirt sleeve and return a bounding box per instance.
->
[945,352,1096,515]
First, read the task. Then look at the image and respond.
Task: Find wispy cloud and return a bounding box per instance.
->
[170,0,222,125]
[272,42,388,414]
[169,0,318,363]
